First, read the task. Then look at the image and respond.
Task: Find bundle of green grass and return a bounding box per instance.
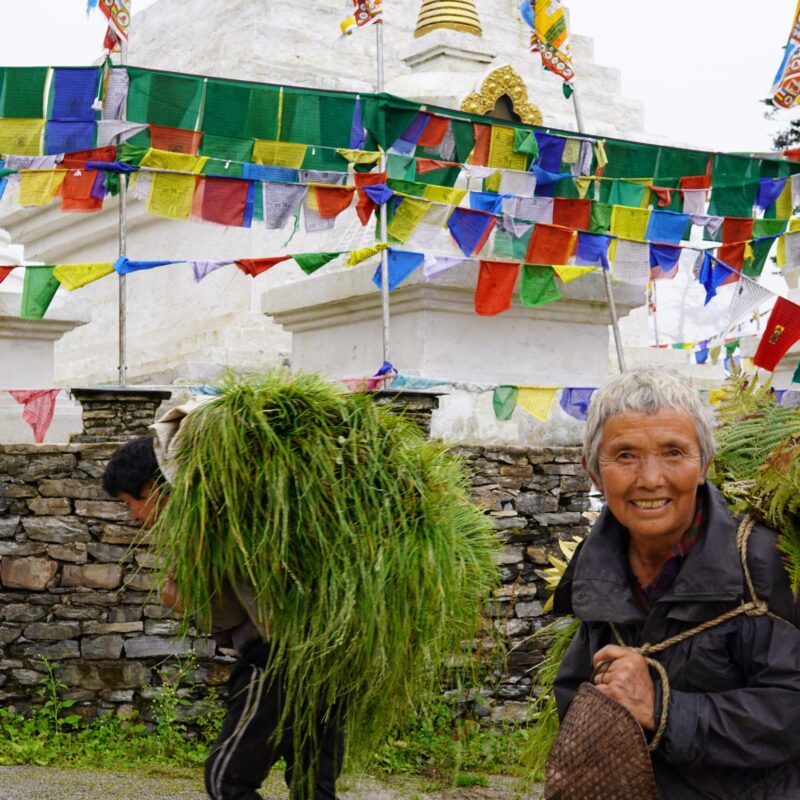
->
[150,372,499,779]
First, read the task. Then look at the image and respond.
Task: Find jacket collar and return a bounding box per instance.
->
[571,482,743,624]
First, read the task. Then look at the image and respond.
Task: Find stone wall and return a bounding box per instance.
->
[0,441,591,722]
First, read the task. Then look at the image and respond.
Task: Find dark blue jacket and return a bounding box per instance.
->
[553,483,800,799]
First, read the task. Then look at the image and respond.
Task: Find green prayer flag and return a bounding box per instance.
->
[606,180,647,208]
[20,266,59,320]
[126,68,204,129]
[415,166,461,188]
[387,154,416,181]
[792,358,800,385]
[493,228,532,260]
[201,158,246,179]
[202,79,280,140]
[0,67,48,118]
[724,338,740,358]
[654,147,710,182]
[553,177,580,199]
[200,134,255,163]
[562,83,574,99]
[519,265,561,308]
[752,218,788,238]
[513,129,539,158]
[742,237,775,279]
[671,343,684,350]
[590,202,613,234]
[293,252,342,275]
[708,155,759,217]
[493,385,519,421]
[452,120,475,164]
[603,141,658,180]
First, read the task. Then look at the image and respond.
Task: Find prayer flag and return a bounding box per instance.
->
[682,189,707,216]
[721,217,754,243]
[488,125,527,171]
[0,119,45,157]
[347,243,388,266]
[534,132,567,172]
[293,252,342,275]
[470,191,505,215]
[422,254,468,279]
[388,197,431,243]
[645,210,689,245]
[313,186,355,219]
[553,265,595,283]
[113,257,177,275]
[372,249,424,291]
[727,277,775,330]
[252,140,307,169]
[0,267,13,285]
[418,115,449,148]
[699,253,737,305]
[743,236,777,279]
[753,297,800,370]
[192,261,234,282]
[474,261,519,316]
[263,184,306,229]
[60,169,103,212]
[236,257,291,277]
[519,264,561,308]
[772,1,800,107]
[349,97,366,150]
[520,0,575,83]
[18,170,66,207]
[784,231,800,270]
[517,387,558,421]
[607,180,647,208]
[649,244,681,280]
[552,198,591,230]
[610,205,650,241]
[574,232,610,269]
[147,173,197,220]
[493,385,519,421]
[508,196,554,224]
[612,240,650,285]
[560,388,595,421]
[53,262,114,290]
[525,223,574,264]
[20,266,59,320]
[589,202,612,234]
[447,207,496,257]
[354,171,388,225]
[757,177,787,211]
[498,169,537,199]
[197,177,249,227]
[8,389,60,444]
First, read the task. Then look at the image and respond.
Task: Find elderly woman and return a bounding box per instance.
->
[553,369,800,799]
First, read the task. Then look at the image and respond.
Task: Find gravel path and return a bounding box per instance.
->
[0,766,542,800]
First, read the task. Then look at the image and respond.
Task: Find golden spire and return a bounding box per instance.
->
[414,0,483,38]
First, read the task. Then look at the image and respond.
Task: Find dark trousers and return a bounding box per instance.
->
[204,640,344,800]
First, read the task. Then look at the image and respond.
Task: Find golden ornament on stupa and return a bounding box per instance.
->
[414,0,483,38]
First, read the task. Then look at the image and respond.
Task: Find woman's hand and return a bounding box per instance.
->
[592,644,656,731]
[161,578,184,614]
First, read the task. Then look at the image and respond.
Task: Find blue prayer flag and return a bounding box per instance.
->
[51,68,100,121]
[645,210,690,245]
[372,249,424,291]
[534,132,566,172]
[44,121,96,155]
[469,191,504,214]
[447,207,495,256]
[113,257,178,275]
[699,252,736,305]
[649,243,681,280]
[363,184,394,205]
[575,232,610,269]
[756,177,787,212]
[559,387,595,421]
[349,97,366,150]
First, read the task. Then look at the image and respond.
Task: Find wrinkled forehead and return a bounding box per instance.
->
[599,408,702,450]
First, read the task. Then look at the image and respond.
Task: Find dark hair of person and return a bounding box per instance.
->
[102,436,165,499]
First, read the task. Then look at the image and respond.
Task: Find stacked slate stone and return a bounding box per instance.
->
[0,444,225,722]
[451,445,593,722]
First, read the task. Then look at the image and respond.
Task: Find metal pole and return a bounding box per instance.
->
[375,20,390,366]
[117,28,129,385]
[118,174,128,386]
[651,281,660,346]
[571,84,627,372]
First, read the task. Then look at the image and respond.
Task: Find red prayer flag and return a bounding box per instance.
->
[470,124,491,166]
[149,125,203,155]
[717,242,745,279]
[0,266,14,285]
[314,186,356,219]
[721,217,754,243]
[784,147,800,162]
[416,159,459,174]
[199,177,249,227]
[354,171,386,226]
[8,389,59,444]
[235,256,291,277]
[525,223,575,264]
[680,174,711,191]
[59,169,103,212]
[753,297,800,371]
[61,146,116,169]
[552,198,591,230]
[650,186,672,207]
[474,260,520,316]
[417,115,449,148]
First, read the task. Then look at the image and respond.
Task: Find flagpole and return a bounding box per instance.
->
[571,84,627,372]
[117,30,129,386]
[375,19,391,368]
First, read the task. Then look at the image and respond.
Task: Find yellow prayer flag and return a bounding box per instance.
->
[775,181,793,219]
[252,140,307,169]
[553,265,596,283]
[423,185,466,205]
[0,119,45,157]
[336,148,382,165]
[147,173,197,220]
[562,138,581,165]
[709,346,722,366]
[575,176,593,199]
[387,197,431,243]
[610,205,650,241]
[140,148,208,174]
[346,243,388,266]
[488,126,528,171]
[516,387,558,422]
[630,178,653,209]
[776,217,800,266]
[18,169,66,207]
[594,141,608,169]
[53,262,115,291]
[484,172,502,194]
[682,342,695,351]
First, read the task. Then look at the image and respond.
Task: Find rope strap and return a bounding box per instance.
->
[608,516,773,753]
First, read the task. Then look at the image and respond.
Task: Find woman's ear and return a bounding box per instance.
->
[581,455,603,493]
[699,458,713,486]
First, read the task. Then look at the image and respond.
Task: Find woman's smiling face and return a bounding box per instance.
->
[587,408,709,547]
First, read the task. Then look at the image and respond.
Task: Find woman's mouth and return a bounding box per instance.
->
[631,499,670,509]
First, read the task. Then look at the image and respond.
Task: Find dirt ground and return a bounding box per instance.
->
[0,766,543,800]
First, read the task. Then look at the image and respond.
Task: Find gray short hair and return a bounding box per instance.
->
[583,369,716,478]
